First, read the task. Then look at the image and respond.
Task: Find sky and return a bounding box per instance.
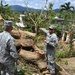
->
[2,0,75,9]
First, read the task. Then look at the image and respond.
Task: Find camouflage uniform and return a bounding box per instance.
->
[0,21,18,75]
[40,27,58,74]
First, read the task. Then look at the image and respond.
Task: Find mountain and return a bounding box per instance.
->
[10,5,43,12]
[54,9,60,13]
[10,5,61,12]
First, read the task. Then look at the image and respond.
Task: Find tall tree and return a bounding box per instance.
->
[60,2,74,12]
[60,2,74,20]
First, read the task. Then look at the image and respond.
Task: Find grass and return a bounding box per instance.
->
[15,59,42,75]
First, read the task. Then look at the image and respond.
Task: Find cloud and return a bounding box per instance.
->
[4,0,75,9]
[71,1,75,8]
[5,0,23,5]
[24,0,46,9]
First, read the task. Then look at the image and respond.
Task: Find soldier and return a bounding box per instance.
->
[0,20,20,75]
[40,26,58,75]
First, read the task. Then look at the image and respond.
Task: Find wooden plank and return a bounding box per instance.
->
[55,63,70,75]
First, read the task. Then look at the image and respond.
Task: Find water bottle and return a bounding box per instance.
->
[17,65,21,72]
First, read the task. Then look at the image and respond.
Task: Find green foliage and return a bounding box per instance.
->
[15,59,40,75]
[0,0,12,19]
[60,2,74,12]
[60,2,74,21]
[2,14,9,20]
[0,21,3,32]
[65,60,68,65]
[38,46,44,50]
[48,3,53,10]
[56,24,62,38]
[16,67,33,75]
[56,51,66,58]
[0,27,3,32]
[16,69,25,75]
[56,46,75,59]
[56,51,69,58]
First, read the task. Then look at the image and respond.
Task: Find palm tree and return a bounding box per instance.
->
[60,2,74,12]
[60,2,74,20]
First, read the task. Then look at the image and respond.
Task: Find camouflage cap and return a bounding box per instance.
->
[4,20,13,27]
[49,25,56,30]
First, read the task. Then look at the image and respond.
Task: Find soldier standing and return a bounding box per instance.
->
[0,20,20,75]
[40,25,58,75]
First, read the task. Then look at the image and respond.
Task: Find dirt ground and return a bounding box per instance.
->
[57,57,75,75]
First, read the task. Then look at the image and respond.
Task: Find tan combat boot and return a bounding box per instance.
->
[42,70,50,74]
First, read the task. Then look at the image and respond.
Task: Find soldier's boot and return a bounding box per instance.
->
[45,74,51,75]
[42,70,50,74]
[51,73,55,75]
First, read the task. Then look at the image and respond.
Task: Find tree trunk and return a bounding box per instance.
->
[18,49,44,61]
[11,30,36,39]
[62,32,66,41]
[33,45,41,51]
[36,59,47,70]
[33,45,45,54]
[65,33,70,43]
[18,49,47,71]
[14,39,34,47]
